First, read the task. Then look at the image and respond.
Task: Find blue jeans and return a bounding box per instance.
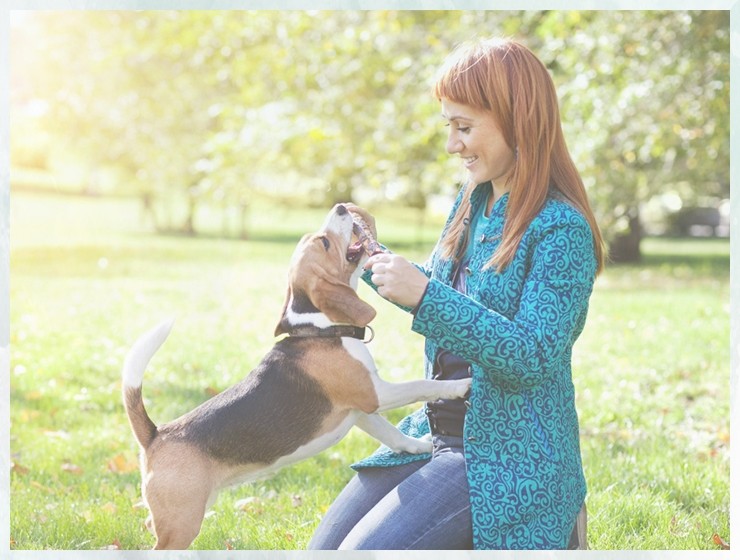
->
[308,435,473,550]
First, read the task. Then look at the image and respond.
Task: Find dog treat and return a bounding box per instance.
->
[350,212,385,256]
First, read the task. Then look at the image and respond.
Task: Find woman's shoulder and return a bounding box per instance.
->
[532,190,591,233]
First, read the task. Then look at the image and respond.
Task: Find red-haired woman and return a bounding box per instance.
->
[309,37,605,550]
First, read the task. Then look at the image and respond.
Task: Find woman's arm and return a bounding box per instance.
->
[362,258,431,313]
[410,213,597,391]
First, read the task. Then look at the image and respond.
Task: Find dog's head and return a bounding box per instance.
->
[274,204,376,336]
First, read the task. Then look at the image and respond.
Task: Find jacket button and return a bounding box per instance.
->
[464,266,472,276]
[479,234,486,242]
[467,436,477,442]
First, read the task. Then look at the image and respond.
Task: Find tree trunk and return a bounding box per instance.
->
[609,212,642,263]
[182,195,197,235]
[239,202,250,240]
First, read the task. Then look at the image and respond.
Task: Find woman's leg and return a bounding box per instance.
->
[338,436,473,550]
[307,459,427,550]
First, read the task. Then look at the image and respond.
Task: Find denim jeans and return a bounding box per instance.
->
[307,434,473,550]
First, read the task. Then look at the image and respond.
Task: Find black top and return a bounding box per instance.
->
[424,256,472,437]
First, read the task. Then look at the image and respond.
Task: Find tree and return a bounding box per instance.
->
[539,11,729,259]
[11,10,729,251]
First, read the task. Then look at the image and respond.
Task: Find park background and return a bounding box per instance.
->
[7,9,730,550]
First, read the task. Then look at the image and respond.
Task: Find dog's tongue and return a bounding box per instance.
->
[346,239,365,262]
[347,219,384,260]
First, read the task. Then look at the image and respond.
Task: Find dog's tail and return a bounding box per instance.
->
[122,319,174,449]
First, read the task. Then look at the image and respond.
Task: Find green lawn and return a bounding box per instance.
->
[9,191,730,550]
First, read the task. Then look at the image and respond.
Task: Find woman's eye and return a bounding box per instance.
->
[444,123,470,134]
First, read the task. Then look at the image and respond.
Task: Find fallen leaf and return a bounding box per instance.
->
[712,533,730,550]
[205,386,221,397]
[107,454,138,474]
[61,462,83,475]
[11,462,30,476]
[44,430,70,440]
[291,495,302,508]
[235,497,260,510]
[18,409,41,422]
[30,481,53,493]
[101,502,118,515]
[102,539,121,550]
[225,541,234,550]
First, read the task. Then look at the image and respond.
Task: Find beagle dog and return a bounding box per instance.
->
[122,203,472,549]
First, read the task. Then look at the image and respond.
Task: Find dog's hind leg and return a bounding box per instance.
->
[146,480,209,550]
[143,449,214,549]
[355,413,432,454]
[151,507,206,550]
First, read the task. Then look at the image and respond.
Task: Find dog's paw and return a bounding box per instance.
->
[440,377,472,399]
[393,436,433,455]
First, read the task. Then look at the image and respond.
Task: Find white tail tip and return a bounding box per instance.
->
[122,319,175,388]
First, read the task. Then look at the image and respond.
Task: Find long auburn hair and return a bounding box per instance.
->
[433,38,605,274]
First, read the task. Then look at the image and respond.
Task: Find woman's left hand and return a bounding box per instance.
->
[364,253,429,308]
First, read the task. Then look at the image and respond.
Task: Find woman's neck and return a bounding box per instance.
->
[486,184,510,215]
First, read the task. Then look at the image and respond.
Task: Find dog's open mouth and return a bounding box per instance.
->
[347,219,385,262]
[346,223,366,263]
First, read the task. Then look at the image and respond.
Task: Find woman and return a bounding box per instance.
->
[308,37,605,550]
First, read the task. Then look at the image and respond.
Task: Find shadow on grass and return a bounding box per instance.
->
[608,237,729,277]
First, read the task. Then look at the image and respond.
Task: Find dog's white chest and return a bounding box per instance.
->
[342,337,375,372]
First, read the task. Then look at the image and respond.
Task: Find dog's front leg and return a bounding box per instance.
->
[372,378,471,413]
[355,413,432,454]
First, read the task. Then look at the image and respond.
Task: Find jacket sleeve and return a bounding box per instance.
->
[409,212,597,390]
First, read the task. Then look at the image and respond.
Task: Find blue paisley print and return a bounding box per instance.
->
[352,181,597,549]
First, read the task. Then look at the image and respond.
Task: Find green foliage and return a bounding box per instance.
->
[9,193,729,550]
[11,10,729,241]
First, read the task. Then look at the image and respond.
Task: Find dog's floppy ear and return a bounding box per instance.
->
[274,286,292,337]
[311,274,376,327]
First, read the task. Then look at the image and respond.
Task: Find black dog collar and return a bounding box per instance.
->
[286,324,374,343]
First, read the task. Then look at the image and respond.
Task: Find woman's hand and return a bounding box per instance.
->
[342,202,377,240]
[364,253,429,308]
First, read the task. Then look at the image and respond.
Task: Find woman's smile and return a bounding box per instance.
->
[442,98,516,188]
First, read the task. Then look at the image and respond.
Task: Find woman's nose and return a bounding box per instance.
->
[446,132,462,154]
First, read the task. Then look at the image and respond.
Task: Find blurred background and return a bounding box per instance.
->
[9,10,730,259]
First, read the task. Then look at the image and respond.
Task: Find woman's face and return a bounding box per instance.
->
[441,99,516,188]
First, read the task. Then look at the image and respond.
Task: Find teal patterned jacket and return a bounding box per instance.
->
[352,181,597,549]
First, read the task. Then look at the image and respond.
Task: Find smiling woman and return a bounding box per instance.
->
[310,37,605,551]
[441,99,516,204]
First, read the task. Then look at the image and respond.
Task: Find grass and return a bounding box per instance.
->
[8,191,730,550]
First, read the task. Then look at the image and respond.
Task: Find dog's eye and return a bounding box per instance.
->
[319,236,330,251]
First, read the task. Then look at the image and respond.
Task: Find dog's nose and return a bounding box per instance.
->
[336,204,348,216]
